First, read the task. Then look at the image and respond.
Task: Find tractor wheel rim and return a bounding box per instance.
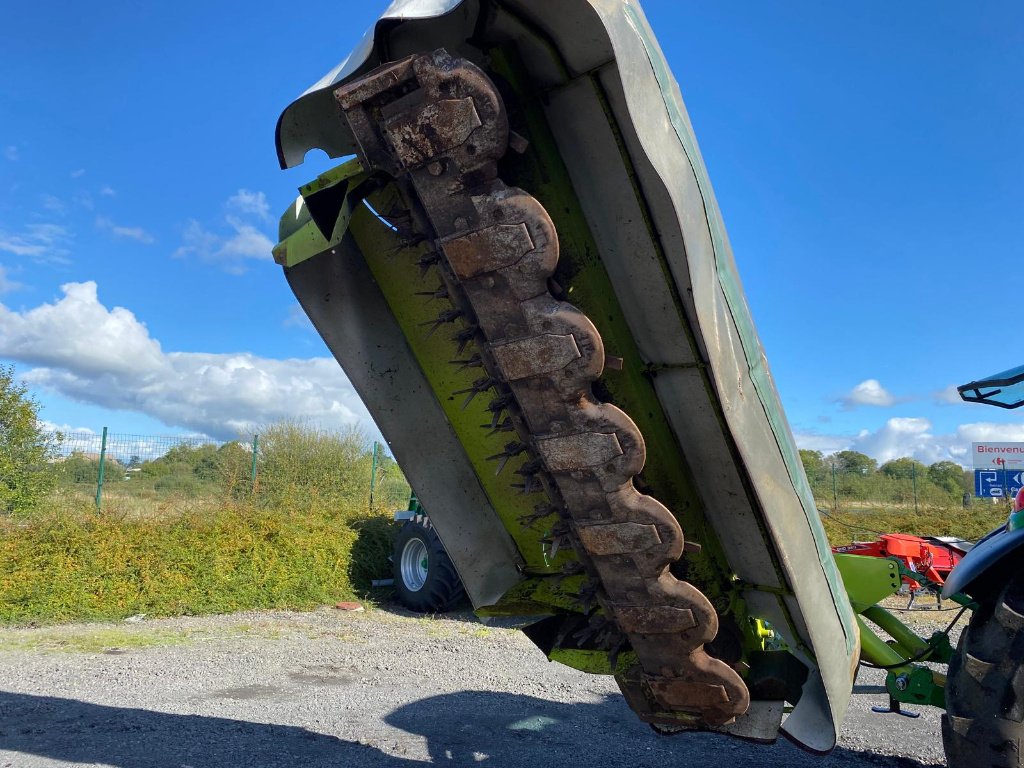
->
[401,538,428,592]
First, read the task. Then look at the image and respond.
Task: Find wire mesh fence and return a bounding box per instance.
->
[46,427,998,530]
[798,452,1010,544]
[45,426,411,516]
[806,463,977,516]
[53,430,239,508]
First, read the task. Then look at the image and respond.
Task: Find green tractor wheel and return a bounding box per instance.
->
[943,572,1024,767]
[392,517,466,613]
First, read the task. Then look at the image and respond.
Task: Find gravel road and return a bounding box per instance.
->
[0,605,960,767]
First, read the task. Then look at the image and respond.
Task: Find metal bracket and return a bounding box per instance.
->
[871,697,920,719]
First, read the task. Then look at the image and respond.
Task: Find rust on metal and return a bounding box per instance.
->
[576,522,662,556]
[648,679,730,707]
[383,98,482,169]
[612,605,696,634]
[441,223,535,279]
[490,334,581,381]
[334,57,416,108]
[535,432,623,472]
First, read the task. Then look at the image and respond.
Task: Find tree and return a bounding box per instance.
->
[928,460,971,494]
[57,452,106,484]
[188,444,221,482]
[0,365,59,514]
[799,449,828,484]
[880,457,927,480]
[831,450,877,476]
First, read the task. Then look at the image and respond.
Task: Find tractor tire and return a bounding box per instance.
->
[392,517,466,613]
[943,573,1024,768]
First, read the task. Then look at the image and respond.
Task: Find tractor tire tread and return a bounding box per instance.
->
[943,572,1024,768]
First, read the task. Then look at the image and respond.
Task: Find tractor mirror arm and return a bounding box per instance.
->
[957,363,1024,409]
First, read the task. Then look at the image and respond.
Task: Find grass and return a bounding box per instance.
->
[819,502,1008,546]
[0,626,194,654]
[0,615,357,652]
[54,485,225,521]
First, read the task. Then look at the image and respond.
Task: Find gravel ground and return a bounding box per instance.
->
[0,603,963,767]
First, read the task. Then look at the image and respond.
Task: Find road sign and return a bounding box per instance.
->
[975,469,1024,498]
[971,442,1024,469]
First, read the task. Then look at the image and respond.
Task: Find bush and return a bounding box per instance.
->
[56,452,105,485]
[0,502,359,624]
[347,515,401,594]
[0,420,413,624]
[153,475,204,495]
[56,452,124,486]
[254,421,372,509]
[0,365,59,515]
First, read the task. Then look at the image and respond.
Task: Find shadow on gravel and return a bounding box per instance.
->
[0,691,375,768]
[385,692,944,768]
[0,690,942,768]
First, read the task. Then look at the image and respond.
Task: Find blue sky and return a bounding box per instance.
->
[1,1,1022,466]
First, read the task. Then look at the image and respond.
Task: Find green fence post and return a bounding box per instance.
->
[94,426,108,511]
[250,434,259,493]
[369,441,380,508]
[912,462,919,515]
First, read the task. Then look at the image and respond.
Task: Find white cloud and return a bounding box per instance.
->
[0,265,22,294]
[96,216,155,244]
[956,422,1024,445]
[39,420,97,436]
[796,417,1024,467]
[792,431,850,455]
[100,186,116,197]
[839,379,896,409]
[73,192,94,211]
[176,219,218,257]
[41,194,66,214]
[221,217,273,260]
[853,417,936,464]
[226,189,271,220]
[112,226,154,244]
[0,223,71,262]
[175,191,275,274]
[0,282,372,441]
[933,385,963,405]
[4,146,18,161]
[70,168,86,179]
[0,281,163,377]
[284,303,315,331]
[0,231,49,257]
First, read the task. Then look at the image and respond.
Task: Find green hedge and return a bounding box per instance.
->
[0,505,361,625]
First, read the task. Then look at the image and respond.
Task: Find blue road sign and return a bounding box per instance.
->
[975,469,1024,498]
